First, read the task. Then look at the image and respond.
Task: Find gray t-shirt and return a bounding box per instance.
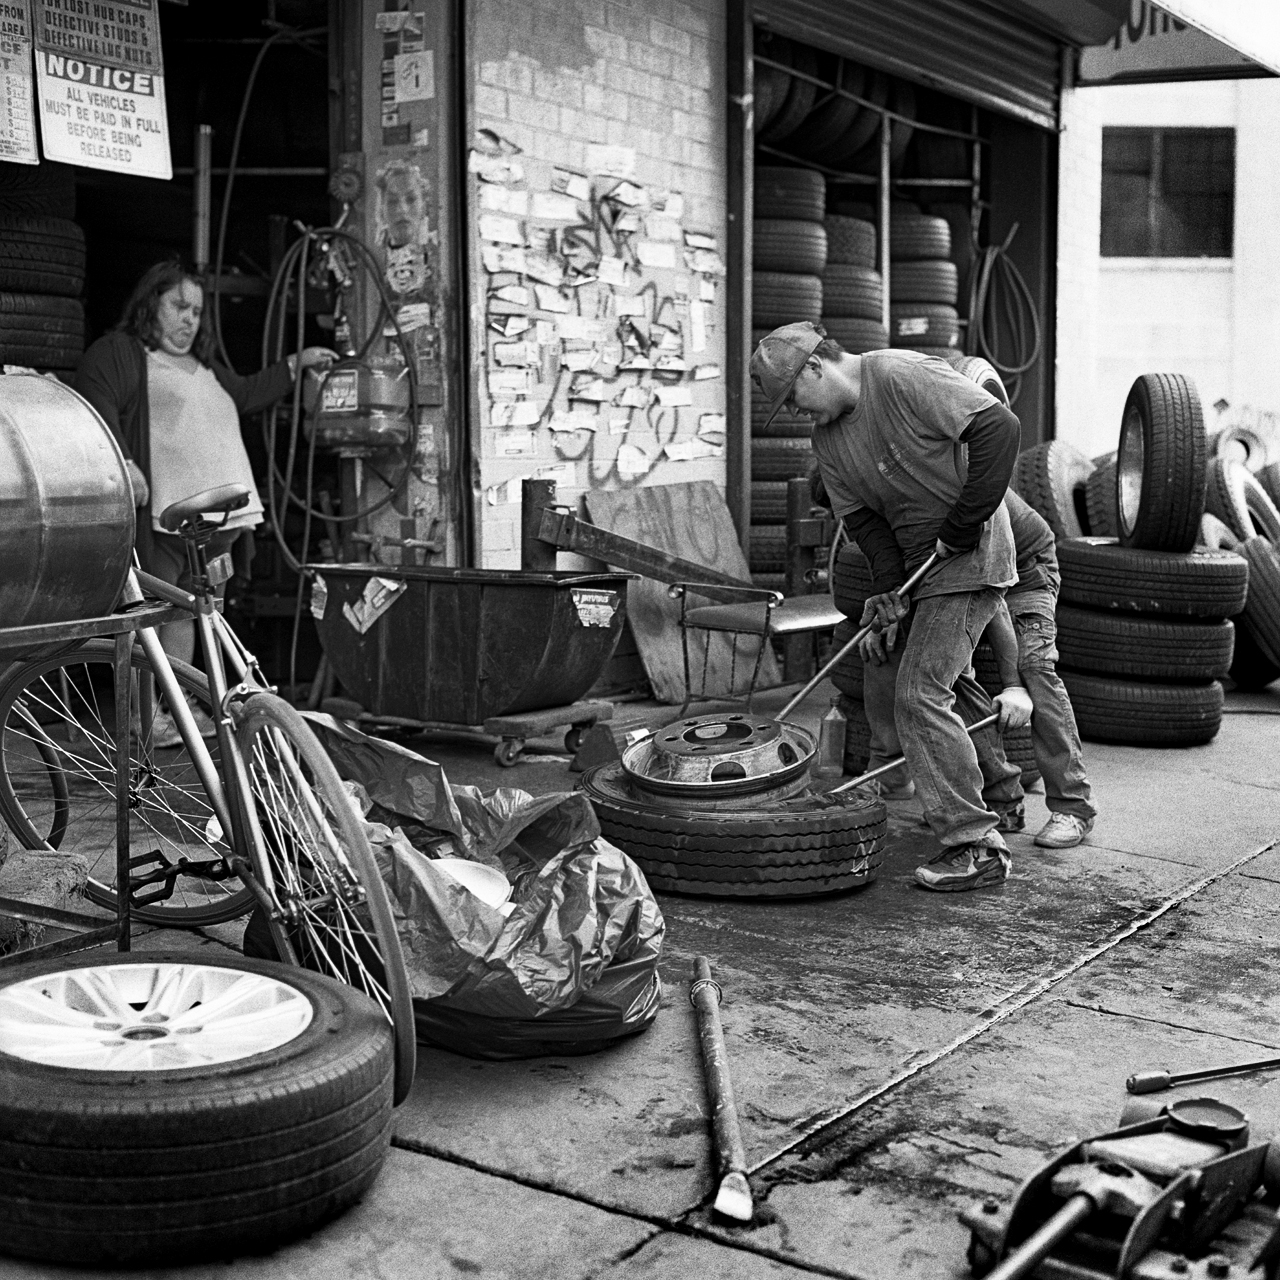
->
[813,350,1016,599]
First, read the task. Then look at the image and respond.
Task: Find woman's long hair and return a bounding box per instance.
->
[117,261,216,365]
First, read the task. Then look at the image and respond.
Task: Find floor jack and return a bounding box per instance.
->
[960,1096,1280,1280]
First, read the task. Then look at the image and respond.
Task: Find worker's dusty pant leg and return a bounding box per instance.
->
[861,643,911,787]
[895,588,1007,850]
[1011,591,1095,822]
[952,669,1024,808]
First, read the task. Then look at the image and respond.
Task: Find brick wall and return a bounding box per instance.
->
[469,0,728,566]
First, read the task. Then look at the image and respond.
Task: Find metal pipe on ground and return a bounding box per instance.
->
[832,713,999,795]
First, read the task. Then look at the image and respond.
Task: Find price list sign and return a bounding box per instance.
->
[33,0,171,178]
[0,0,37,164]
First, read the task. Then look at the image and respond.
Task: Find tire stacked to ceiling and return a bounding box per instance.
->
[0,162,85,381]
[821,213,885,357]
[1055,374,1248,745]
[1201,453,1280,690]
[889,209,962,358]
[749,166,826,589]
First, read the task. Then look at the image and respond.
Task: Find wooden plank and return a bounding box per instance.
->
[585,482,781,704]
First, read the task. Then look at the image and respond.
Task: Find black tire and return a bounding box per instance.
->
[235,694,416,1106]
[0,951,393,1266]
[753,271,822,327]
[0,161,76,218]
[824,216,876,267]
[1212,423,1268,472]
[0,215,85,296]
[1002,722,1041,789]
[749,526,787,574]
[1229,622,1280,691]
[890,260,958,305]
[889,303,960,349]
[0,293,84,367]
[822,316,888,354]
[944,352,1008,405]
[841,695,871,774]
[752,398,812,438]
[824,73,889,166]
[757,43,819,146]
[793,60,866,159]
[830,619,865,698]
[753,219,827,275]
[1060,671,1223,746]
[1198,512,1238,550]
[822,264,883,319]
[890,211,951,261]
[1057,537,1248,619]
[751,481,789,524]
[1205,456,1280,544]
[1055,605,1234,681]
[1258,462,1280,511]
[1237,537,1280,668]
[753,166,825,222]
[832,544,874,619]
[1012,442,1096,541]
[1085,455,1118,538]
[0,640,255,927]
[581,761,887,897]
[1116,373,1206,554]
[752,436,812,481]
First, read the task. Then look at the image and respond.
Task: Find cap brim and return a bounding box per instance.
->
[759,366,803,432]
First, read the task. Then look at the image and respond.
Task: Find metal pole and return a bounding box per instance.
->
[776,552,937,722]
[113,632,133,952]
[193,124,213,273]
[832,713,998,794]
[880,108,891,337]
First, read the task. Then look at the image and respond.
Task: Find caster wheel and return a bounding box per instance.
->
[564,725,587,754]
[494,739,524,767]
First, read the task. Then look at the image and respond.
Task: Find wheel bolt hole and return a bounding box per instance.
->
[121,1026,169,1041]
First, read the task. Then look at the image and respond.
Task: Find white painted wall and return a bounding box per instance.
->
[1056,77,1280,459]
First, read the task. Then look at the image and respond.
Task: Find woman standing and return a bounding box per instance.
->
[75,261,332,745]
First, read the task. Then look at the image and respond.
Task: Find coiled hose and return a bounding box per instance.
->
[966,221,1043,408]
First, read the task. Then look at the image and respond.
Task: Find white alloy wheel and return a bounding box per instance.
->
[0,961,313,1070]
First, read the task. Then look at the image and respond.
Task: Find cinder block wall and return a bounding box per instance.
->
[468,0,729,567]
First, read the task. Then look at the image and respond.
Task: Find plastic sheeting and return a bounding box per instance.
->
[302,715,664,1059]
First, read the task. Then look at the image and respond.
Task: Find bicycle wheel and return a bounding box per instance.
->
[234,693,416,1105]
[0,640,254,926]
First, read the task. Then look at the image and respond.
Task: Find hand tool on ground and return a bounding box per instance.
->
[1127,1052,1280,1095]
[690,957,753,1223]
[776,552,939,722]
[830,712,999,795]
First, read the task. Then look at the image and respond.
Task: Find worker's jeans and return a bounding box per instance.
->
[862,613,1022,817]
[895,587,1011,850]
[1008,587,1095,823]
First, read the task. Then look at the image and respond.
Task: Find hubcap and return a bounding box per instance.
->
[0,962,313,1070]
[1118,405,1144,536]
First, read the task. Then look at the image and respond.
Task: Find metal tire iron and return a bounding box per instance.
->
[1128,1055,1280,1096]
[961,1095,1280,1280]
[691,957,753,1223]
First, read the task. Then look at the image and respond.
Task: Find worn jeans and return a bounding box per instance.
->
[894,588,1011,850]
[862,618,1022,812]
[1008,586,1095,822]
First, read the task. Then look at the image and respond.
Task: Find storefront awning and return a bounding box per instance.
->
[1078,1,1280,84]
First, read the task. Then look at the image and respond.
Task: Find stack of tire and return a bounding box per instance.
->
[890,209,961,358]
[0,162,85,381]
[750,167,826,588]
[821,212,885,356]
[829,542,1039,786]
[1054,374,1248,746]
[1202,454,1280,690]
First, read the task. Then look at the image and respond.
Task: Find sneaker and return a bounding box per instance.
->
[915,844,1012,892]
[995,802,1026,833]
[1035,814,1093,848]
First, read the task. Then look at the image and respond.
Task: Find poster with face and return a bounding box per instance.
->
[375,158,433,296]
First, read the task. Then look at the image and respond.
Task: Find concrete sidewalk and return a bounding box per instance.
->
[5,683,1280,1279]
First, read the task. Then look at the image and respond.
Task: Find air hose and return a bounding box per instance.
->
[966,221,1043,409]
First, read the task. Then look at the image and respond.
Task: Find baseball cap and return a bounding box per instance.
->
[750,321,824,430]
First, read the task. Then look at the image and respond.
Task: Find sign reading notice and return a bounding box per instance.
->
[0,0,38,164]
[33,0,170,178]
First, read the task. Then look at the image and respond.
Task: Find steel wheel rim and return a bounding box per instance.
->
[1118,404,1144,536]
[0,962,313,1070]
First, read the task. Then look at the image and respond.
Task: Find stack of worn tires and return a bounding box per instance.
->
[749,167,826,588]
[821,212,885,356]
[1011,439,1098,539]
[890,209,961,358]
[829,543,1039,785]
[1202,452,1280,690]
[1054,374,1248,745]
[0,162,85,380]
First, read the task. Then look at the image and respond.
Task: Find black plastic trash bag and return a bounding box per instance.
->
[284,715,665,1060]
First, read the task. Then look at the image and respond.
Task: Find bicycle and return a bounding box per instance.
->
[0,483,415,1103]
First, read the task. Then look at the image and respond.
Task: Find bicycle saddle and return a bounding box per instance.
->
[159,484,251,532]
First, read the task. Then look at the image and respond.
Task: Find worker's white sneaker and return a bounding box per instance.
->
[1034,814,1093,848]
[914,844,1011,892]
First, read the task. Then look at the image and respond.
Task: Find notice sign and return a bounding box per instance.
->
[0,0,38,163]
[33,0,170,178]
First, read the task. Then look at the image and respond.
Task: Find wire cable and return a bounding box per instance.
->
[966,221,1043,409]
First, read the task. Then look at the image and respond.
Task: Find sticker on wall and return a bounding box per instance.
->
[478,214,524,245]
[530,191,582,222]
[469,151,524,184]
[394,50,434,102]
[342,577,408,636]
[552,169,591,200]
[494,424,537,448]
[309,575,328,621]
[585,143,636,178]
[616,442,650,478]
[479,185,528,215]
